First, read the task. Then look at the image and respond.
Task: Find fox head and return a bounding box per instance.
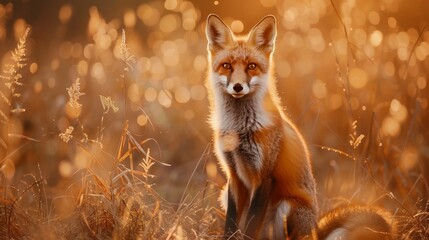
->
[206,14,277,99]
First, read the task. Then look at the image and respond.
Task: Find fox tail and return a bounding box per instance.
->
[316,204,395,240]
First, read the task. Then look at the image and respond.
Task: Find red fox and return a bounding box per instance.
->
[205,14,395,239]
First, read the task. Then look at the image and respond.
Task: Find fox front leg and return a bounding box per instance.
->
[224,186,238,238]
[244,178,273,239]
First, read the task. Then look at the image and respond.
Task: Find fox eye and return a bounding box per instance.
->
[222,63,231,69]
[247,63,257,70]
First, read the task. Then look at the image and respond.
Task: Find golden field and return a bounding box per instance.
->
[0,0,428,239]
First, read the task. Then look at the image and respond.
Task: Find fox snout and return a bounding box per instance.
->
[228,82,249,98]
[233,83,243,92]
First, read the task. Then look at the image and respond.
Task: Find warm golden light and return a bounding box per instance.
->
[184,109,195,120]
[158,90,172,108]
[59,160,73,178]
[349,67,368,89]
[399,148,418,173]
[190,85,206,101]
[175,87,191,104]
[381,116,400,137]
[0,159,15,180]
[164,0,178,11]
[368,11,380,25]
[206,161,218,178]
[128,83,140,103]
[77,60,88,77]
[161,41,179,67]
[276,60,291,78]
[59,4,73,24]
[123,9,136,28]
[260,0,277,8]
[50,59,60,71]
[1,1,428,238]
[29,62,38,74]
[312,79,327,99]
[388,17,397,28]
[417,77,427,89]
[91,62,106,83]
[327,94,343,110]
[159,14,179,33]
[383,61,395,77]
[59,41,73,59]
[369,30,383,47]
[65,102,82,119]
[144,87,157,102]
[34,80,42,93]
[13,18,27,40]
[390,99,407,122]
[137,4,160,27]
[137,114,148,126]
[193,55,207,72]
[307,28,325,52]
[415,42,429,61]
[231,20,244,33]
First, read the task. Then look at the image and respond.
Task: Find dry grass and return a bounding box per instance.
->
[0,29,223,240]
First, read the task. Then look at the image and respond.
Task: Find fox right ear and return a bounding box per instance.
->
[247,15,277,53]
[206,14,234,51]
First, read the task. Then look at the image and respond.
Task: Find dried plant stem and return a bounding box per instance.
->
[178,144,211,209]
[0,27,30,161]
[6,178,44,237]
[120,29,135,127]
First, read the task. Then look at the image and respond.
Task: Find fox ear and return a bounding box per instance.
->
[206,14,234,51]
[247,15,277,52]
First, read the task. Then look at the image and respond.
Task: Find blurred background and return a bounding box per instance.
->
[0,0,428,234]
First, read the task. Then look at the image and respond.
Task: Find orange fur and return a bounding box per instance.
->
[206,14,394,240]
[317,205,395,240]
[206,14,317,239]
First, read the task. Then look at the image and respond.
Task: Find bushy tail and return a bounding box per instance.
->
[316,205,395,240]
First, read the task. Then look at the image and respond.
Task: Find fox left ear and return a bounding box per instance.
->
[206,14,234,51]
[247,15,277,53]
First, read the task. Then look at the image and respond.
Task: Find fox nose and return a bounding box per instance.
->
[233,83,243,93]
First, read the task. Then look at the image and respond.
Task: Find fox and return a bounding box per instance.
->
[205,14,395,240]
[205,14,317,239]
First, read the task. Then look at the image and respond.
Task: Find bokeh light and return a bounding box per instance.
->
[349,67,368,89]
[174,87,191,103]
[138,4,161,27]
[230,20,244,33]
[312,79,327,99]
[123,9,136,28]
[59,4,73,24]
[59,160,73,178]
